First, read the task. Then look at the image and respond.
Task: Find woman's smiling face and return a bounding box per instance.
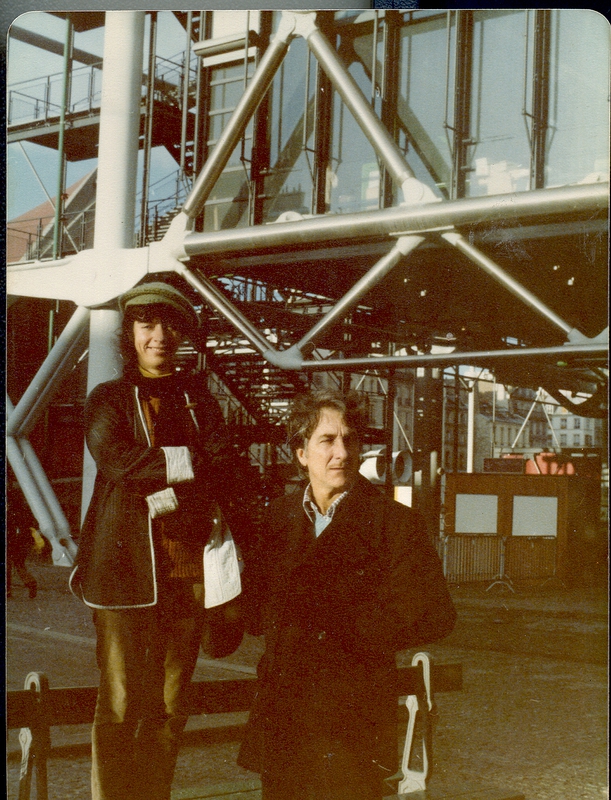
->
[132,312,183,375]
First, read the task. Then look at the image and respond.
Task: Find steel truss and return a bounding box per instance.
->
[6,10,609,546]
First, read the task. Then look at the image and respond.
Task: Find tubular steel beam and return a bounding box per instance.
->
[179,266,274,356]
[183,182,608,261]
[293,341,608,371]
[182,14,296,219]
[7,305,90,438]
[6,399,77,566]
[183,237,425,370]
[293,235,425,355]
[297,12,435,205]
[441,231,580,341]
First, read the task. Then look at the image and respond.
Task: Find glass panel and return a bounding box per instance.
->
[398,13,452,197]
[547,9,610,187]
[203,59,254,231]
[328,28,381,214]
[262,36,316,222]
[467,10,532,197]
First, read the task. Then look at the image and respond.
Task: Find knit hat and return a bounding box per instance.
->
[119,282,199,334]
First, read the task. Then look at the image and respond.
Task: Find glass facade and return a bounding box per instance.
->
[200,8,609,223]
[467,10,532,197]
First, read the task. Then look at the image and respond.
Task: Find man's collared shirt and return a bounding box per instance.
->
[302,483,350,537]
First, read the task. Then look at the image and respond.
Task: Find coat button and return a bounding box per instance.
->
[317,631,326,641]
[356,569,365,576]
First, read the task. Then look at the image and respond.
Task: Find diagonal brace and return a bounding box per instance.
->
[180,236,424,371]
[182,13,298,220]
[441,230,586,343]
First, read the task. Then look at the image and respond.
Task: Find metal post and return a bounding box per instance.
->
[466,380,475,473]
[384,370,396,495]
[453,368,460,472]
[180,12,193,178]
[82,11,145,522]
[52,15,73,261]
[486,537,515,592]
[140,11,157,247]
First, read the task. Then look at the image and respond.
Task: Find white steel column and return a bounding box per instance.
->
[81,11,145,520]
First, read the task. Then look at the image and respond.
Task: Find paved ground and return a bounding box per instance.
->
[6,562,608,800]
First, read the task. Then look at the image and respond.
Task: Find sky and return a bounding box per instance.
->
[6,10,189,220]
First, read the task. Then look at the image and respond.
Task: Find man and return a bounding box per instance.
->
[70,281,256,800]
[238,389,456,800]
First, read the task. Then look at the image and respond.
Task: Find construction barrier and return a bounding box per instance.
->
[436,534,557,584]
[505,536,557,580]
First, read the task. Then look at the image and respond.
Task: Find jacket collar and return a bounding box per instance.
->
[282,475,385,563]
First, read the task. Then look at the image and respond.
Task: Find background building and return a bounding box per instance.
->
[6,9,608,579]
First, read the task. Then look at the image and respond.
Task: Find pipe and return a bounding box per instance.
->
[81,309,123,522]
[442,231,579,340]
[52,15,73,261]
[94,11,144,250]
[466,381,475,473]
[7,305,90,437]
[183,181,608,259]
[300,14,436,205]
[15,436,77,560]
[6,437,57,549]
[183,13,296,219]
[140,11,157,247]
[180,12,192,177]
[293,235,425,354]
[6,434,76,566]
[293,341,608,371]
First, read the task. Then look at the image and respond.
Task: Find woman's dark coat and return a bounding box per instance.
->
[238,475,456,780]
[71,371,254,609]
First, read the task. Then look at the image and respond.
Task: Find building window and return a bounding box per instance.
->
[573,434,581,446]
[560,434,567,446]
[203,57,257,231]
[573,417,580,429]
[560,418,567,429]
[585,435,593,446]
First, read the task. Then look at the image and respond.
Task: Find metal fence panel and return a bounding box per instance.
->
[439,535,503,584]
[505,536,556,579]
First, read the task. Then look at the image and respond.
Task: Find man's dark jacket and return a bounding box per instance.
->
[238,475,456,780]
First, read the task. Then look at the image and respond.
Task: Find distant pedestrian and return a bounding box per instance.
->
[6,487,39,599]
[238,388,456,800]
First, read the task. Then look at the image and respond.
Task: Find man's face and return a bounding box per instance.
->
[296,407,360,507]
[132,312,182,375]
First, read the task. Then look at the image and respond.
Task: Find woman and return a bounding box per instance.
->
[71,281,255,800]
